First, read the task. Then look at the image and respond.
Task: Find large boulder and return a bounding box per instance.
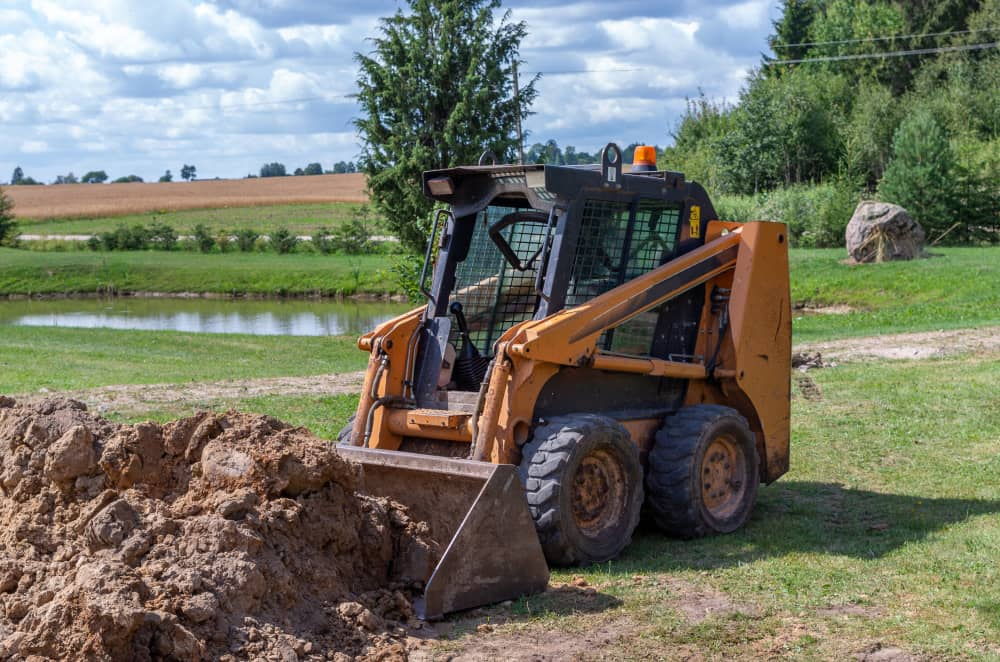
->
[845,201,925,263]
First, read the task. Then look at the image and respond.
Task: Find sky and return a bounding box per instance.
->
[0,0,780,183]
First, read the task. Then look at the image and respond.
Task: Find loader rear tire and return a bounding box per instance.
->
[646,405,759,538]
[337,415,356,446]
[519,415,643,566]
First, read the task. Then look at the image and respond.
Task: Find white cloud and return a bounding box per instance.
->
[21,140,50,154]
[1,1,773,182]
[718,0,771,29]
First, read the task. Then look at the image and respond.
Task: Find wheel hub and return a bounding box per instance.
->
[701,434,747,519]
[571,450,625,537]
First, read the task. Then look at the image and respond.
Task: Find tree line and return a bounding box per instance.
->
[353,0,996,252]
[661,0,998,243]
[7,165,198,186]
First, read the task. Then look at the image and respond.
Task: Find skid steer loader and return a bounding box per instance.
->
[338,143,791,619]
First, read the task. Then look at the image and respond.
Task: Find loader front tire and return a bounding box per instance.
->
[646,405,759,538]
[519,415,643,566]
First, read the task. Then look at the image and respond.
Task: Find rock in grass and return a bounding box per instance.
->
[845,201,925,263]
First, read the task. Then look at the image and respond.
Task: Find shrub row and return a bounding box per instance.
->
[77,220,382,255]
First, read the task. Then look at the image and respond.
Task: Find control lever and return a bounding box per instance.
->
[449,301,490,391]
[450,301,482,361]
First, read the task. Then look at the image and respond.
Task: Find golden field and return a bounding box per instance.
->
[5,173,368,219]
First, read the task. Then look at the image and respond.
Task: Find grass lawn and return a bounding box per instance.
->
[17,202,377,236]
[0,326,367,393]
[0,248,399,296]
[547,353,1000,659]
[791,247,999,341]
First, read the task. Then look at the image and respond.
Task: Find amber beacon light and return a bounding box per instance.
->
[631,145,658,172]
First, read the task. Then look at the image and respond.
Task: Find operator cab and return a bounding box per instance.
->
[413,143,719,407]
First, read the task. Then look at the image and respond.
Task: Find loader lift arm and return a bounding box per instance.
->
[504,225,741,373]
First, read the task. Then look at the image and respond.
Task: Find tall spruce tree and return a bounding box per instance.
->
[354,0,536,252]
[766,0,816,69]
[879,111,959,238]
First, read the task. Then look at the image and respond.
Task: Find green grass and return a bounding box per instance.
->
[0,326,367,393]
[0,248,398,296]
[791,246,1000,342]
[107,393,360,440]
[18,202,377,236]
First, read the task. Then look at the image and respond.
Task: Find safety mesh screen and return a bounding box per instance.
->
[449,206,546,354]
[566,198,683,353]
[564,199,631,308]
[624,199,682,279]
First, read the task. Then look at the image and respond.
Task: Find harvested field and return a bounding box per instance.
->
[0,397,435,661]
[6,174,367,220]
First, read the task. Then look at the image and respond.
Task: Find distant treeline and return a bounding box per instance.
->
[4,160,361,186]
[523,141,661,166]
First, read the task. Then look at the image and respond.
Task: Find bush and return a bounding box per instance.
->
[333,221,373,254]
[270,227,298,254]
[192,224,216,253]
[392,253,424,302]
[98,225,150,251]
[215,231,233,253]
[713,194,763,224]
[312,226,335,254]
[712,181,860,248]
[0,186,17,246]
[760,181,860,248]
[148,223,178,250]
[333,205,377,254]
[235,229,260,252]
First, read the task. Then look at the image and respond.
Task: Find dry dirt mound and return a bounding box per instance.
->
[0,397,436,661]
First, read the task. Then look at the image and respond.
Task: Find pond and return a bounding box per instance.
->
[0,298,415,337]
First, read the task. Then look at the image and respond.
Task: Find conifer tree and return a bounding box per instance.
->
[879,110,958,238]
[354,0,536,252]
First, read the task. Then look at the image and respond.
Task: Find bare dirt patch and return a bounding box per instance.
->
[794,374,824,401]
[795,326,1000,363]
[21,371,367,417]
[816,604,881,618]
[413,611,638,662]
[409,580,627,662]
[853,642,918,661]
[0,396,435,660]
[794,303,856,315]
[632,575,761,624]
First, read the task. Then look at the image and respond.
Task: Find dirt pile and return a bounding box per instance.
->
[0,397,436,661]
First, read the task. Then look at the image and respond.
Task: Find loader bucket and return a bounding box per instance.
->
[336,446,550,620]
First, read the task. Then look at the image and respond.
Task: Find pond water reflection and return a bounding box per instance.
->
[0,298,414,336]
